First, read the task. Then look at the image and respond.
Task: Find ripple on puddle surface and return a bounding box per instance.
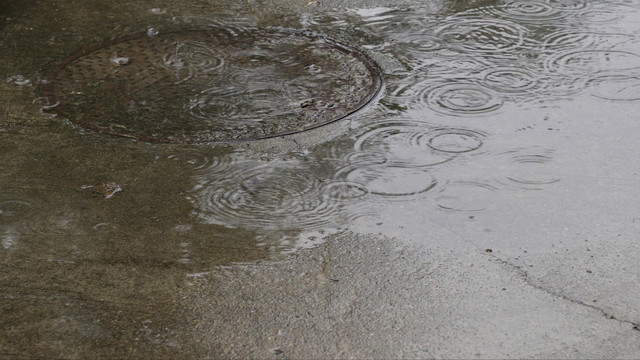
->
[470,0,581,24]
[1,226,19,250]
[391,31,444,70]
[344,166,437,200]
[0,194,32,218]
[542,31,635,52]
[544,49,640,76]
[420,82,504,116]
[546,0,588,11]
[435,18,526,54]
[301,13,350,31]
[573,2,638,24]
[351,121,455,168]
[498,148,560,189]
[155,39,225,81]
[589,75,640,101]
[435,181,497,212]
[190,157,367,231]
[423,128,486,154]
[324,181,370,201]
[192,161,323,230]
[166,148,216,170]
[477,66,539,95]
[536,29,640,97]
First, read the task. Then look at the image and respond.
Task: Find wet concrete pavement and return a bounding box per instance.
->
[2,0,640,358]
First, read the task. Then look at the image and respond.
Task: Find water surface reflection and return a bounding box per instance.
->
[183,0,640,238]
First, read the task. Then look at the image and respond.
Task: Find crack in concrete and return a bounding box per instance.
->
[487,254,640,333]
[424,219,640,332]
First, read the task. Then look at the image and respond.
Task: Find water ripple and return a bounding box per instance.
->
[424,53,494,79]
[422,128,486,154]
[589,75,640,102]
[498,148,560,189]
[166,148,215,170]
[471,0,580,24]
[190,157,365,231]
[352,121,455,168]
[2,226,19,250]
[393,33,445,70]
[544,49,640,76]
[357,8,438,40]
[156,40,225,82]
[435,18,526,54]
[344,165,437,200]
[542,30,636,52]
[435,181,498,212]
[324,181,370,201]
[420,82,504,116]
[0,194,32,218]
[546,0,588,11]
[477,66,539,95]
[574,3,632,23]
[300,13,350,30]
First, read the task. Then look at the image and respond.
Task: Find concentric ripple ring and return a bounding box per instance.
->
[41,26,383,144]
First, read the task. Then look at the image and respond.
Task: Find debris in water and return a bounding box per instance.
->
[6,75,30,86]
[41,102,60,111]
[81,182,123,199]
[305,64,322,74]
[110,56,130,66]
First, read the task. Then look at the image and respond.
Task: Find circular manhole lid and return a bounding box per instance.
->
[42,26,382,144]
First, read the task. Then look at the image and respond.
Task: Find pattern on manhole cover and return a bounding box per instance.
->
[41,26,383,143]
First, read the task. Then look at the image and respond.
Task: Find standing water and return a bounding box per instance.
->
[2,0,640,358]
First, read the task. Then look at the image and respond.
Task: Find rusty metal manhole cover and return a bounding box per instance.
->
[41,26,383,143]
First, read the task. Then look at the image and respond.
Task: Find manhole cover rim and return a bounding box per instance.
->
[41,26,384,144]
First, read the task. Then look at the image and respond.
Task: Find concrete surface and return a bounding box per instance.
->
[1,0,640,358]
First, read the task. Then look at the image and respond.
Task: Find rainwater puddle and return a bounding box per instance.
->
[1,0,636,252]
[184,0,640,248]
[3,0,640,358]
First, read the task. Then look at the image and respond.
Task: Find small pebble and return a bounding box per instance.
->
[81,182,123,199]
[110,56,130,65]
[147,28,159,37]
[305,64,322,74]
[41,102,60,111]
[6,75,30,86]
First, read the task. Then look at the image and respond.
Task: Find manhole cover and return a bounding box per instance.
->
[41,26,383,143]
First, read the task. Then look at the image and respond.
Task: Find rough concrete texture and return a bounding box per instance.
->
[180,232,640,358]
